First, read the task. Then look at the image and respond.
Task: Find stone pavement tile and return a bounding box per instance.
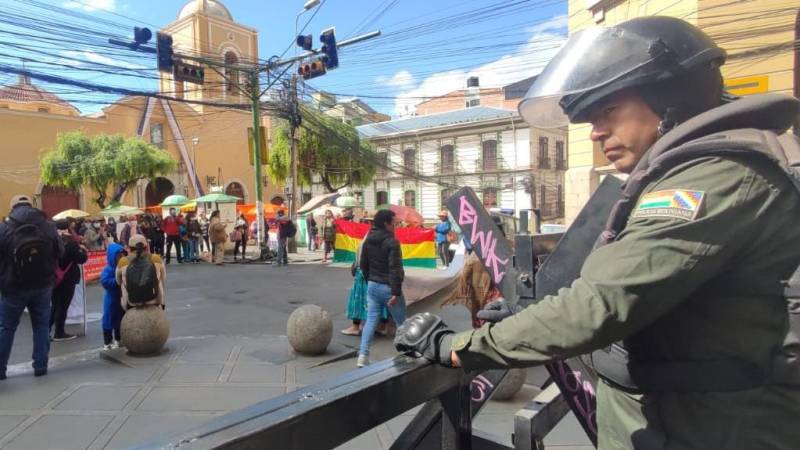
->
[384,414,414,441]
[227,364,285,383]
[4,415,112,450]
[100,347,176,368]
[176,339,238,363]
[0,416,27,438]
[54,386,140,411]
[0,377,70,410]
[478,385,540,414]
[335,429,384,450]
[159,364,225,383]
[137,386,285,412]
[55,359,158,384]
[104,414,218,449]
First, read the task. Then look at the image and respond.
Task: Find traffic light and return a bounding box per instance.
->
[319,27,338,69]
[297,58,327,80]
[133,27,152,46]
[173,61,205,84]
[296,34,312,51]
[156,32,173,72]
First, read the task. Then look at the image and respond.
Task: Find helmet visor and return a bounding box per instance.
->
[519,26,659,128]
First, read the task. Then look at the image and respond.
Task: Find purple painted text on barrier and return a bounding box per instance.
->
[551,360,597,435]
[457,195,510,284]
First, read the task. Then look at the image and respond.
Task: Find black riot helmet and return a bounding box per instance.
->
[519,16,727,129]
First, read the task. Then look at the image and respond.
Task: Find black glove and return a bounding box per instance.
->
[394,312,455,366]
[476,298,523,323]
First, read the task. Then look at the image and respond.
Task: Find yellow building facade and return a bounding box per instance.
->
[565,0,798,223]
[0,0,281,218]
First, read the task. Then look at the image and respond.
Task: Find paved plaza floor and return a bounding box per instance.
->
[1,250,592,449]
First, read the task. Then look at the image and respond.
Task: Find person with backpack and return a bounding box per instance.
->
[395,17,800,448]
[100,242,126,350]
[275,210,295,266]
[50,219,88,342]
[117,235,165,311]
[0,195,62,379]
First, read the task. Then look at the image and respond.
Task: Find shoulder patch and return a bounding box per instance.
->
[633,189,705,221]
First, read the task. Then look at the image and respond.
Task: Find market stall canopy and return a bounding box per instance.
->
[52,209,90,220]
[160,194,190,207]
[194,192,241,203]
[180,201,197,213]
[237,203,281,223]
[297,192,340,215]
[101,204,144,217]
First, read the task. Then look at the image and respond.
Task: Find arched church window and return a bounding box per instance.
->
[224,51,240,93]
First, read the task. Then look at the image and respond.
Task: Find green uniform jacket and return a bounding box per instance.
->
[451,155,800,449]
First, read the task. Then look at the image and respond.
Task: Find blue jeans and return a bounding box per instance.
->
[0,288,52,375]
[277,237,288,264]
[359,281,406,357]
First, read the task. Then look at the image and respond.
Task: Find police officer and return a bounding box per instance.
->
[395,16,800,449]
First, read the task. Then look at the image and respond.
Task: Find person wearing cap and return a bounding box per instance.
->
[116,235,166,310]
[434,210,452,268]
[395,16,800,448]
[0,195,62,379]
[51,219,88,342]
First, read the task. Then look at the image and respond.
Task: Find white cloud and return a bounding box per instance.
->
[61,50,147,70]
[376,70,414,89]
[391,15,568,117]
[63,0,116,12]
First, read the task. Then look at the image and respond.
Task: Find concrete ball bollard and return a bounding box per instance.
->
[120,306,170,355]
[492,368,527,401]
[287,305,333,355]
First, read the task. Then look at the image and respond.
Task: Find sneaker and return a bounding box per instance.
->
[34,368,47,377]
[357,354,369,368]
[111,341,121,349]
[53,333,77,342]
[102,344,112,351]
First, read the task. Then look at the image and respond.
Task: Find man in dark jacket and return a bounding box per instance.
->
[51,219,88,341]
[275,210,295,266]
[0,195,62,379]
[356,209,406,367]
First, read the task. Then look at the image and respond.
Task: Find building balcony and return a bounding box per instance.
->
[473,157,508,172]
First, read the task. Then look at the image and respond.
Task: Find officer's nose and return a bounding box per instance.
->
[590,123,610,143]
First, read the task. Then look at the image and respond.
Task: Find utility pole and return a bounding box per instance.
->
[289,74,299,253]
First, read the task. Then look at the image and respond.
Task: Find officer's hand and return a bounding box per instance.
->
[394,312,455,366]
[476,298,523,323]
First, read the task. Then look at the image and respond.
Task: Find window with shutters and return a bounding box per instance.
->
[557,185,564,216]
[555,140,566,169]
[482,140,498,171]
[376,191,388,206]
[376,152,388,177]
[404,190,416,208]
[483,187,498,208]
[440,188,453,209]
[538,137,550,169]
[440,145,455,174]
[403,148,417,173]
[539,184,547,216]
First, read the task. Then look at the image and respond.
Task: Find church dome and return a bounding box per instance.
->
[178,0,233,21]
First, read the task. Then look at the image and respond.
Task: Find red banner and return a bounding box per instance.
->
[83,250,106,282]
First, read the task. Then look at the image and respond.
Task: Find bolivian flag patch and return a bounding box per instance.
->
[633,189,705,221]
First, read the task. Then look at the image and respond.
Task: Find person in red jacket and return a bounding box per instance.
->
[161,208,184,264]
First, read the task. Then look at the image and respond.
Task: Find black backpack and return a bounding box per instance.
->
[9,218,54,289]
[286,221,297,238]
[125,255,158,304]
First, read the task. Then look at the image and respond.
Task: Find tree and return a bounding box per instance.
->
[40,131,177,208]
[267,108,377,193]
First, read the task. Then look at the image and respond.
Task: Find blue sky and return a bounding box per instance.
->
[0,0,567,117]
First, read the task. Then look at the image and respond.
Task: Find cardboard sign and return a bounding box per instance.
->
[445,187,516,298]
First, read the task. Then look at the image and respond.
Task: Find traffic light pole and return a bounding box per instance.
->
[249,70,266,250]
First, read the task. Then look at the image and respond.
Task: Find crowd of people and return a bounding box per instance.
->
[0,195,172,379]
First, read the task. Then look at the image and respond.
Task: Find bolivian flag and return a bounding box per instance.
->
[333,219,437,268]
